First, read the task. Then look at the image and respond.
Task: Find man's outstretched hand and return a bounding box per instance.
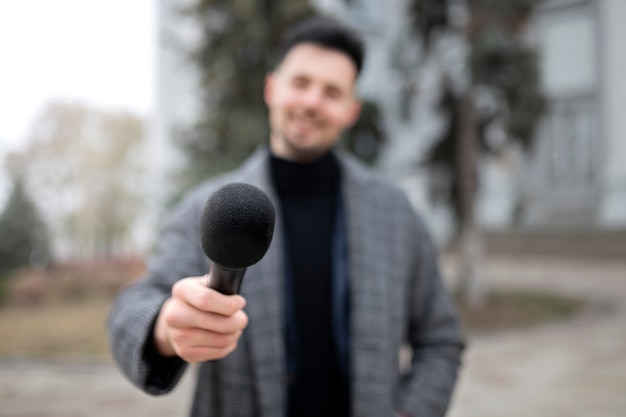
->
[153,276,249,363]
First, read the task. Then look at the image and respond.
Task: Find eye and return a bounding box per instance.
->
[325,87,342,100]
[292,76,309,89]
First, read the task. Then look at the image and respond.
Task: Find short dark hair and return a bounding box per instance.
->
[275,16,365,77]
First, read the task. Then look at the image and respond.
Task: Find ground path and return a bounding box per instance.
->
[447,256,626,417]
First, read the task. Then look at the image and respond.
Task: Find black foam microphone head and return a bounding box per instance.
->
[200,182,276,269]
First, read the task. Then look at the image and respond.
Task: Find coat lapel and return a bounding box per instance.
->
[242,232,286,417]
[342,158,392,417]
[238,152,287,417]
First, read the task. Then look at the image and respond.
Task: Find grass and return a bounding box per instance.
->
[0,259,142,361]
[0,297,113,360]
[456,290,585,336]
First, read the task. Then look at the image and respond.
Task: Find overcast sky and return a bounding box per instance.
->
[0,0,155,155]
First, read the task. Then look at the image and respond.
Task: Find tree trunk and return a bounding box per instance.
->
[456,92,485,307]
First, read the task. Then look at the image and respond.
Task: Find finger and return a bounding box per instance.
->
[175,343,240,364]
[201,310,249,334]
[172,277,246,316]
[169,327,243,351]
[165,299,249,334]
[168,325,242,363]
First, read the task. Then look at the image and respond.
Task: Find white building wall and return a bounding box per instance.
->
[598,0,626,226]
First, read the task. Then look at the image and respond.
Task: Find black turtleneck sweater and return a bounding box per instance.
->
[270,152,349,417]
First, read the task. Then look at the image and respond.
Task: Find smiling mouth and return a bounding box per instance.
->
[293,120,316,131]
[290,114,323,132]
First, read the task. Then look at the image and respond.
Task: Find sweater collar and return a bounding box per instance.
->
[270,150,341,196]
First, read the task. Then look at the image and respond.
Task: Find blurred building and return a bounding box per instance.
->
[518,0,626,229]
[143,0,197,238]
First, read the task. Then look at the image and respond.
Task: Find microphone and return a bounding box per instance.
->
[200,182,276,295]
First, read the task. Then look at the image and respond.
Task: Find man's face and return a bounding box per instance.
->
[265,43,361,162]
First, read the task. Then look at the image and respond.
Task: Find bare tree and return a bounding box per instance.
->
[9,100,146,258]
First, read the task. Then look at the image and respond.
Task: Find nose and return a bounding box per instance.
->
[300,86,323,110]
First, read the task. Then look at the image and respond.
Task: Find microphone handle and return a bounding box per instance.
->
[207,264,246,295]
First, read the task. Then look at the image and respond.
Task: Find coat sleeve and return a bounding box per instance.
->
[106,190,208,395]
[396,214,466,417]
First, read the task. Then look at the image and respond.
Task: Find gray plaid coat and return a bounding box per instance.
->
[107,147,464,417]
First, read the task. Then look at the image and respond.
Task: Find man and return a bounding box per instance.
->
[108,16,464,417]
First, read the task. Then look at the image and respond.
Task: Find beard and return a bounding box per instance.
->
[269,107,341,162]
[288,108,324,133]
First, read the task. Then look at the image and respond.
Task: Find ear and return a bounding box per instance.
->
[264,73,275,106]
